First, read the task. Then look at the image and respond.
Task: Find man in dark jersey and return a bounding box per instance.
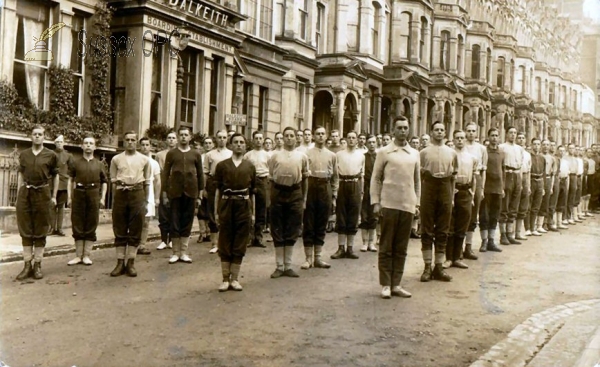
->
[15,126,59,280]
[214,133,256,291]
[67,136,108,266]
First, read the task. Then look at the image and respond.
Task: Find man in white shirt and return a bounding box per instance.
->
[498,126,524,245]
[137,137,161,255]
[515,132,531,240]
[204,131,232,253]
[244,131,270,247]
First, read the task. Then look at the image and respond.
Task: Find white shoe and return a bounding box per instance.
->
[360,244,368,252]
[209,246,218,254]
[300,260,312,269]
[67,257,82,266]
[525,230,532,236]
[537,227,547,233]
[229,280,243,291]
[531,230,542,236]
[218,281,230,292]
[82,256,93,265]
[168,241,173,249]
[442,260,452,269]
[367,243,378,252]
[156,242,167,250]
[391,286,412,298]
[169,255,179,264]
[180,254,192,263]
[568,219,576,225]
[381,286,391,299]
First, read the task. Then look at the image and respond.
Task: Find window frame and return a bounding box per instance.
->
[471,44,480,79]
[298,0,309,41]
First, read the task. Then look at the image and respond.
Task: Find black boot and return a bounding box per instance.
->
[432,264,452,282]
[126,259,137,277]
[330,246,346,259]
[16,261,33,281]
[479,239,488,252]
[463,244,478,260]
[420,264,432,282]
[345,246,359,259]
[32,262,43,279]
[487,239,503,252]
[110,259,125,277]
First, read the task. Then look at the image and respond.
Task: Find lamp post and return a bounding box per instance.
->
[170,27,190,131]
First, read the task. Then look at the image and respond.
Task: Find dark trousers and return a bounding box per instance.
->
[158,200,170,243]
[270,185,303,247]
[420,176,453,254]
[468,174,484,232]
[557,178,569,213]
[253,176,268,243]
[540,177,553,217]
[359,182,378,230]
[49,190,68,230]
[517,175,530,221]
[218,198,251,264]
[303,180,332,247]
[71,188,100,242]
[378,208,413,287]
[500,172,522,223]
[170,195,196,238]
[336,181,361,235]
[447,189,472,262]
[112,189,146,247]
[527,178,544,229]
[567,175,577,209]
[575,176,583,206]
[479,193,502,231]
[590,173,600,210]
[16,186,51,247]
[206,178,219,233]
[548,177,560,219]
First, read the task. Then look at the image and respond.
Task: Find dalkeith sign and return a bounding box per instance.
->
[167,0,230,28]
[225,114,247,126]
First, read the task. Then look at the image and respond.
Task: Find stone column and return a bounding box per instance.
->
[465,49,472,78]
[486,109,492,141]
[336,0,348,53]
[336,89,345,132]
[410,19,421,64]
[449,37,458,73]
[373,93,382,133]
[358,0,372,54]
[419,95,427,136]
[224,63,235,130]
[431,35,441,70]
[504,61,511,91]
[122,26,152,135]
[361,89,371,133]
[203,56,214,132]
[479,49,487,83]
[423,26,431,68]
[306,84,315,129]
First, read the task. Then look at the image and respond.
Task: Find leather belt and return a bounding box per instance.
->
[273,182,301,191]
[76,183,100,189]
[222,195,249,200]
[24,183,49,189]
[340,178,359,182]
[257,176,269,179]
[505,166,521,171]
[309,177,330,183]
[455,183,471,190]
[116,183,144,191]
[531,174,544,178]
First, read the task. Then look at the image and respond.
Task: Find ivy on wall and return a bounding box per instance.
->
[0,1,115,144]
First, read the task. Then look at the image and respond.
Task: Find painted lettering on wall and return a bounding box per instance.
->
[168,0,229,27]
[146,16,233,53]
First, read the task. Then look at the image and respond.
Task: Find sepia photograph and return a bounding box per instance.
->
[0,0,599,366]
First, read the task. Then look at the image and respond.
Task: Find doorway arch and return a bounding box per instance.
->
[380,97,392,133]
[313,91,334,132]
[343,93,358,135]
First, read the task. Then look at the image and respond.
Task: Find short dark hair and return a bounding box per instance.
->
[82,136,96,144]
[506,126,517,133]
[123,130,137,140]
[229,133,246,145]
[330,129,340,136]
[31,125,45,133]
[203,137,213,144]
[303,128,311,134]
[366,134,376,141]
[465,122,478,130]
[487,128,499,136]
[531,137,541,144]
[177,126,191,134]
[430,121,444,131]
[252,130,264,139]
[346,130,358,138]
[313,125,326,134]
[358,132,367,139]
[453,130,465,137]
[139,137,150,144]
[264,137,273,144]
[215,130,228,137]
[410,136,419,141]
[275,131,283,138]
[394,115,409,124]
[517,131,526,138]
[282,126,296,135]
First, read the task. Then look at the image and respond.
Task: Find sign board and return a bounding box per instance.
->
[225,114,247,126]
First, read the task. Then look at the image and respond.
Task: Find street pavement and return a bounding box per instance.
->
[0,217,599,367]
